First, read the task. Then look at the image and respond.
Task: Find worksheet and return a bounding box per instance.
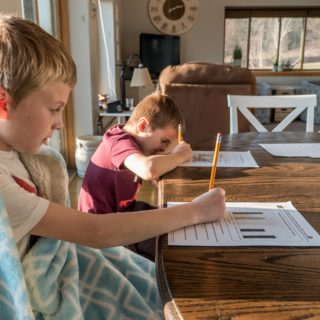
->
[259,143,320,158]
[180,151,259,167]
[168,201,320,246]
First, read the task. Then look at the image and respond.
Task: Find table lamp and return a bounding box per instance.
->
[130,64,153,101]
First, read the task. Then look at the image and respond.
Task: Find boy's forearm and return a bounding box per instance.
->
[32,189,225,249]
[34,202,198,249]
[144,153,185,179]
[94,203,197,248]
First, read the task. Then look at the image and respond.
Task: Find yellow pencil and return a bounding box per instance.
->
[209,132,222,190]
[178,123,183,143]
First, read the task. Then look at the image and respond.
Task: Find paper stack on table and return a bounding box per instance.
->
[168,201,320,247]
[180,151,259,168]
[260,143,320,158]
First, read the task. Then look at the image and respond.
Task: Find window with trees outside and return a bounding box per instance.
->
[224,8,320,71]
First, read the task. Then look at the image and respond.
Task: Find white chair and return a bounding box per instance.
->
[227,94,317,133]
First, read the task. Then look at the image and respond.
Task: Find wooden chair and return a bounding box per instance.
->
[227,94,317,133]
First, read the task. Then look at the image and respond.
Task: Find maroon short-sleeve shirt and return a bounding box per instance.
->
[78,125,142,213]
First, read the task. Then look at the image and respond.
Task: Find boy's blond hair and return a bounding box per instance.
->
[126,92,184,131]
[0,15,77,106]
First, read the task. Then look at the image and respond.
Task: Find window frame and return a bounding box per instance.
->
[224,7,320,72]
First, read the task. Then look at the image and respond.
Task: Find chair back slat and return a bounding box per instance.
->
[227,94,317,133]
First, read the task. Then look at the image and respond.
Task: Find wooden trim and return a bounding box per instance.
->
[253,70,320,77]
[34,0,39,22]
[300,17,307,69]
[226,8,320,18]
[276,17,281,66]
[246,17,251,68]
[57,0,76,168]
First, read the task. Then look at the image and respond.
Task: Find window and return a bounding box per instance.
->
[22,0,75,168]
[224,8,320,71]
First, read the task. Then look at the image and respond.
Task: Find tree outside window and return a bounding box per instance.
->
[224,8,320,71]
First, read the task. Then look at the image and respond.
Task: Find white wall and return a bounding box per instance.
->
[0,0,21,16]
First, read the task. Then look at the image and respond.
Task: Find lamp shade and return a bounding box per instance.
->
[130,65,153,87]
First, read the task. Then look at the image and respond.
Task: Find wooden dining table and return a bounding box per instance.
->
[156,131,320,320]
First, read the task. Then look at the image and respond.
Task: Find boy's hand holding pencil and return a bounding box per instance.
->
[191,187,226,223]
[172,141,192,162]
[173,123,192,162]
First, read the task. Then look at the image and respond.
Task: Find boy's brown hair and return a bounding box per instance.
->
[0,15,77,106]
[126,92,184,131]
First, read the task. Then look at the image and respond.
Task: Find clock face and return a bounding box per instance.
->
[148,0,199,35]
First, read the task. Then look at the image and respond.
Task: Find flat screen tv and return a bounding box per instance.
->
[140,33,180,79]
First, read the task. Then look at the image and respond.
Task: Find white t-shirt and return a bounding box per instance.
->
[0,150,49,258]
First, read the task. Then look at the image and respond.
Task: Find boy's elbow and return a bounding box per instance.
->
[142,161,160,180]
[143,173,158,180]
[140,170,157,181]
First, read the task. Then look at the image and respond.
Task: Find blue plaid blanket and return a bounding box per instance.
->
[23,239,163,319]
[0,196,33,319]
[0,145,163,319]
[0,197,163,319]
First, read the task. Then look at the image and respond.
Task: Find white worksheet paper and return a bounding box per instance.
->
[180,151,259,168]
[259,143,320,158]
[168,201,320,246]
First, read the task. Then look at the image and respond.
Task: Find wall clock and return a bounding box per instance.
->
[148,0,199,35]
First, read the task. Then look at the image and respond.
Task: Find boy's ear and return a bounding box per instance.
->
[136,117,150,133]
[0,86,9,119]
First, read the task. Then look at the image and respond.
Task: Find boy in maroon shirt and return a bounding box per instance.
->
[79,92,192,260]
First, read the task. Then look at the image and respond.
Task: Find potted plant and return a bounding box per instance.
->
[278,61,284,72]
[272,58,279,72]
[232,45,242,67]
[283,60,294,71]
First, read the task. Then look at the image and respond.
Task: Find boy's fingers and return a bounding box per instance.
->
[209,187,226,196]
[217,187,226,196]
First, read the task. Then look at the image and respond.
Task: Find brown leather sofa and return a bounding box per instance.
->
[158,62,256,149]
